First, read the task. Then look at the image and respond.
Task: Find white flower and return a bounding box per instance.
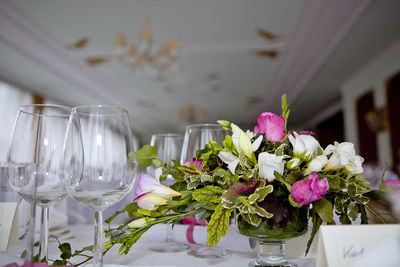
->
[239,132,253,159]
[324,142,364,175]
[287,158,300,170]
[218,151,240,174]
[258,152,285,181]
[289,132,320,160]
[305,155,328,175]
[246,130,256,139]
[231,123,243,152]
[128,217,155,228]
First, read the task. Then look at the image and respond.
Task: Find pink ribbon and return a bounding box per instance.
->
[181,216,207,244]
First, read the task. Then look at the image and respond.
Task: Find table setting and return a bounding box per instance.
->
[1,94,399,267]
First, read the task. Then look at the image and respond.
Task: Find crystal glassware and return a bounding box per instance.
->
[63,105,137,267]
[0,163,36,261]
[8,104,71,263]
[147,133,188,252]
[180,123,230,258]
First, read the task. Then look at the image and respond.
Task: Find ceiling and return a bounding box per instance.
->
[0,0,399,142]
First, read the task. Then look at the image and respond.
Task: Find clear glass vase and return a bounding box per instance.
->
[237,207,309,267]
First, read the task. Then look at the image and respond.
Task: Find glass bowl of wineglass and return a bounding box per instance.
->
[63,105,137,267]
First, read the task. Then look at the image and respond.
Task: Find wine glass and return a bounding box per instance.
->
[63,105,137,267]
[8,104,71,263]
[147,133,188,252]
[180,123,230,258]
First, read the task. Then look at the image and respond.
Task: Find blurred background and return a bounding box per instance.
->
[0,0,399,174]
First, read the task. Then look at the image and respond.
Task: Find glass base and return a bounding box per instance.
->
[249,259,297,267]
[187,245,231,258]
[149,240,189,252]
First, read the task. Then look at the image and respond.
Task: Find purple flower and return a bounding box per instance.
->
[184,158,203,173]
[254,112,285,142]
[134,174,181,210]
[291,172,329,207]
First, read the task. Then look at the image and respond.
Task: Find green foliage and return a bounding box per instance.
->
[135,145,158,167]
[207,204,232,247]
[192,186,224,203]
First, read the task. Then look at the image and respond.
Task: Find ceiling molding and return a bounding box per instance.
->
[260,0,372,112]
[0,0,161,130]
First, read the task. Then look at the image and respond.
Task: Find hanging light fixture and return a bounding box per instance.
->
[114,2,179,81]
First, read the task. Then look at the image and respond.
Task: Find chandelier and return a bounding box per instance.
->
[114,7,179,81]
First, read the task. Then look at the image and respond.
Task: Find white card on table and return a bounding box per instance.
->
[316,224,400,267]
[0,202,18,250]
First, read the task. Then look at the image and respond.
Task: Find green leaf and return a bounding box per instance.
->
[288,195,299,207]
[58,243,71,257]
[124,203,139,218]
[379,163,389,191]
[348,183,357,197]
[339,214,351,224]
[327,176,341,191]
[135,145,158,167]
[313,199,333,222]
[152,158,163,168]
[253,203,273,218]
[207,204,232,247]
[192,186,223,203]
[254,185,274,202]
[306,211,322,255]
[217,120,232,132]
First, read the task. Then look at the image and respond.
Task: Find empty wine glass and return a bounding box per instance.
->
[63,105,137,267]
[147,133,188,252]
[180,123,230,258]
[8,104,71,263]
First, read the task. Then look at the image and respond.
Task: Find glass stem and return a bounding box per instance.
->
[39,207,49,263]
[93,210,103,267]
[165,224,174,243]
[257,240,289,266]
[25,201,36,261]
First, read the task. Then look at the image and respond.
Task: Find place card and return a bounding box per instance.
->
[316,224,400,267]
[0,202,18,250]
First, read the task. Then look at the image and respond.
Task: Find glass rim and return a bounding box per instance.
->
[73,105,129,116]
[151,133,183,138]
[185,123,223,129]
[19,104,72,117]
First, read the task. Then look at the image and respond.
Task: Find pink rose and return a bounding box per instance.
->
[184,158,203,173]
[254,112,285,142]
[291,172,329,207]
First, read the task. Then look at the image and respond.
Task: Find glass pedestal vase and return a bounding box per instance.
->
[237,207,309,267]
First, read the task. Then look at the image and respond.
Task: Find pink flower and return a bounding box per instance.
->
[254,112,285,142]
[134,174,181,210]
[291,172,329,207]
[385,179,400,187]
[184,158,203,172]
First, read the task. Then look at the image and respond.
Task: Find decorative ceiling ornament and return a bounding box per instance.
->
[253,28,279,59]
[114,1,178,81]
[175,104,206,124]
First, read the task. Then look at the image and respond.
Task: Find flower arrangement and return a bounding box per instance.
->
[98,94,369,257]
[52,95,371,264]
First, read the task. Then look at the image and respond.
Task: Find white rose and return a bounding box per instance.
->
[258,152,285,181]
[324,142,364,175]
[305,155,328,175]
[289,132,320,160]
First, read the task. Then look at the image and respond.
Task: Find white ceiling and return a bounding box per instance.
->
[0,0,399,142]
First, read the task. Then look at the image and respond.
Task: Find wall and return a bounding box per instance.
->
[341,38,400,166]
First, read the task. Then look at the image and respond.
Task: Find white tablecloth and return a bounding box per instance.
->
[42,223,316,267]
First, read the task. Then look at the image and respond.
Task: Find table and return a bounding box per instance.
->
[45,223,316,267]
